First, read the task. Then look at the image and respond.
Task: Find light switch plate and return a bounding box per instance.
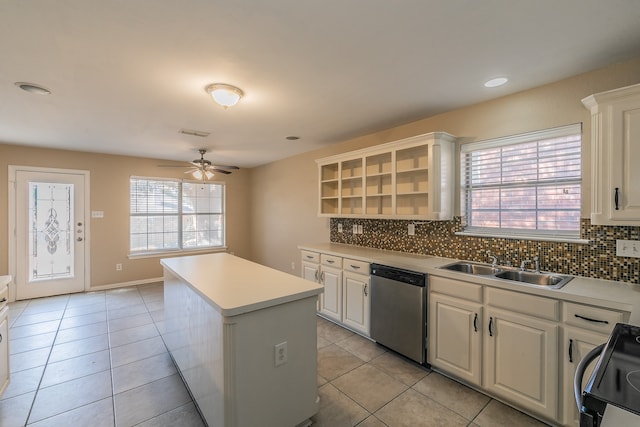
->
[408,224,415,236]
[91,210,104,218]
[616,240,640,258]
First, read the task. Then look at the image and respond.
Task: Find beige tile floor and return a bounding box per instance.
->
[1,283,549,427]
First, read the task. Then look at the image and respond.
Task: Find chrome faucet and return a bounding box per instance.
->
[487,250,499,267]
[520,256,541,272]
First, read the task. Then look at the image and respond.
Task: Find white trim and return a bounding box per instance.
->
[8,165,91,301]
[455,230,590,244]
[88,277,163,292]
[128,247,228,259]
[460,123,581,152]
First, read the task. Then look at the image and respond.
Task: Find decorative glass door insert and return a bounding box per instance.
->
[28,182,75,282]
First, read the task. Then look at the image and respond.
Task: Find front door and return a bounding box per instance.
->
[13,168,88,300]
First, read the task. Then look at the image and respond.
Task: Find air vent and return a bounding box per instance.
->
[179,129,210,138]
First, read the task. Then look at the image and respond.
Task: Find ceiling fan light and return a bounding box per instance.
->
[192,169,204,180]
[205,171,214,179]
[206,83,244,108]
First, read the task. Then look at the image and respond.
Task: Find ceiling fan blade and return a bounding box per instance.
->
[210,168,232,174]
[211,165,240,170]
[158,165,191,168]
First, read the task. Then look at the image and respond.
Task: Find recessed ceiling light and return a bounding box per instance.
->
[484,77,508,88]
[286,136,300,141]
[15,82,51,95]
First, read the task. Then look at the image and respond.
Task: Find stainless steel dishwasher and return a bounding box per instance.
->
[370,264,427,365]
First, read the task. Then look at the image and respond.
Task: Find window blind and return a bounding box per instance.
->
[460,124,582,238]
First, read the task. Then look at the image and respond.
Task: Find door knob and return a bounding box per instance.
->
[77,237,83,242]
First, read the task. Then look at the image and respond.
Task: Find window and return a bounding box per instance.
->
[460,124,581,240]
[130,177,225,254]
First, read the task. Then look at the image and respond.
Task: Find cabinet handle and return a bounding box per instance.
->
[0,333,2,344]
[363,284,368,296]
[306,255,314,259]
[314,270,319,281]
[350,264,360,270]
[0,298,6,303]
[326,259,335,264]
[473,313,478,332]
[569,339,574,363]
[614,187,620,210]
[574,314,609,324]
[488,317,494,337]
[321,271,325,283]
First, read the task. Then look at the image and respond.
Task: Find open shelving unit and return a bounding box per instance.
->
[316,132,455,220]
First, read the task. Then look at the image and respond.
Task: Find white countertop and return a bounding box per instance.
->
[299,242,640,323]
[161,253,323,317]
[0,276,10,287]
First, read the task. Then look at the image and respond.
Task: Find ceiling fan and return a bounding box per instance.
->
[159,149,239,180]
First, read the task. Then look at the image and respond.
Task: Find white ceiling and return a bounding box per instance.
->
[1,1,640,168]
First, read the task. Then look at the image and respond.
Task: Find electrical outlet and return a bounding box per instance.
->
[291,261,295,270]
[616,240,640,258]
[337,223,343,233]
[275,341,288,367]
[357,224,363,234]
[408,224,415,236]
[116,263,122,271]
[353,224,358,234]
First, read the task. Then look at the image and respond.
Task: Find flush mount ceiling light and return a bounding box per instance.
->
[205,83,244,109]
[484,77,508,88]
[15,82,51,95]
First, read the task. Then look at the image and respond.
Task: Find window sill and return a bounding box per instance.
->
[128,247,228,260]
[455,231,590,245]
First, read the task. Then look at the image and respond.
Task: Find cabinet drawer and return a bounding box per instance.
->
[563,302,626,334]
[486,287,559,321]
[343,258,369,275]
[430,276,482,302]
[301,250,319,263]
[321,254,342,268]
[0,286,7,311]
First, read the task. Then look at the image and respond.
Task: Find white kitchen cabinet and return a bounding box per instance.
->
[483,288,559,421]
[560,302,625,426]
[582,83,640,225]
[342,259,371,335]
[319,261,342,322]
[429,293,482,386]
[317,132,456,220]
[429,276,483,386]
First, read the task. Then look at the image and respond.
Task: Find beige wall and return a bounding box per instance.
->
[250,57,640,273]
[0,144,252,290]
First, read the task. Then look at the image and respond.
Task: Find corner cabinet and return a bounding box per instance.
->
[317,132,456,220]
[582,83,640,225]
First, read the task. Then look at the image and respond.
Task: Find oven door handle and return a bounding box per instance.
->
[574,343,606,411]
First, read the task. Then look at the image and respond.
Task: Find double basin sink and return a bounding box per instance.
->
[438,261,573,290]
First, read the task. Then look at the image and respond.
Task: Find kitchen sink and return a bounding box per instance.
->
[493,270,572,289]
[439,261,501,275]
[437,261,573,290]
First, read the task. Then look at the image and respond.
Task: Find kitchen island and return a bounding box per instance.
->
[161,253,323,427]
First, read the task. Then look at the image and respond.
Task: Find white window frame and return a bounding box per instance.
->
[458,124,585,243]
[129,176,226,257]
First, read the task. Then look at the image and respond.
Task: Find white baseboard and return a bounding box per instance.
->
[88,277,164,292]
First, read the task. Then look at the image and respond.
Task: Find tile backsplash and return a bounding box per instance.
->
[329,217,640,284]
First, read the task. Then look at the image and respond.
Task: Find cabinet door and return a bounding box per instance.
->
[429,293,482,386]
[0,310,8,396]
[301,261,319,283]
[319,266,342,322]
[608,98,640,221]
[484,308,559,420]
[342,272,370,336]
[561,327,608,427]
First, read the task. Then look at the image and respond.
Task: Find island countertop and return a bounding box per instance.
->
[161,252,323,317]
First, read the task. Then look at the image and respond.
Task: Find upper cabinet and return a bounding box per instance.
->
[582,83,640,225]
[317,132,456,220]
